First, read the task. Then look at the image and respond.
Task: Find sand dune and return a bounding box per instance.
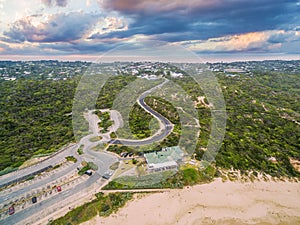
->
[83,179,300,225]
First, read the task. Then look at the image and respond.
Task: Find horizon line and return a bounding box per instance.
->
[0,53,299,63]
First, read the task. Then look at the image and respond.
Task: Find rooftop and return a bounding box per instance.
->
[144,146,184,165]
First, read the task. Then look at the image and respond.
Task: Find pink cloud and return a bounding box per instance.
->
[177,31,283,52]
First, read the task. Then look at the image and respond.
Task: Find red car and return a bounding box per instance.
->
[8,206,15,215]
[56,186,62,192]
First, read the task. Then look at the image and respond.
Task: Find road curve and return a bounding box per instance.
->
[108,80,173,146]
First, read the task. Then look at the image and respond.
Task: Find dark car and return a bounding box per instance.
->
[85,170,92,176]
[32,196,37,204]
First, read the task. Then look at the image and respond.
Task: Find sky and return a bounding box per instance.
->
[0,0,300,62]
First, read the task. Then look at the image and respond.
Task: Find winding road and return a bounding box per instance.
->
[0,80,174,225]
[108,79,173,145]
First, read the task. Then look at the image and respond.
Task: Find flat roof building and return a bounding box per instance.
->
[144,146,184,172]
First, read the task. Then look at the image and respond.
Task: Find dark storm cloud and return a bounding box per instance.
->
[3,12,101,43]
[98,0,300,42]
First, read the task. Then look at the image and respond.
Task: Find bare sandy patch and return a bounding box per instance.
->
[82,179,300,225]
[290,158,300,173]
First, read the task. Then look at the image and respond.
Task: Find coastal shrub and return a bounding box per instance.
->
[50,192,133,225]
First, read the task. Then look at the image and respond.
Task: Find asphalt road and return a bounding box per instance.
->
[0,161,80,203]
[0,118,117,224]
[1,173,103,225]
[0,144,78,187]
[108,80,173,146]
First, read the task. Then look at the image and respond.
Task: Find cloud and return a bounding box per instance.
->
[99,0,299,42]
[100,0,218,15]
[88,16,129,38]
[0,42,9,52]
[268,30,300,43]
[41,0,52,7]
[39,41,116,54]
[1,0,299,56]
[3,12,101,43]
[177,31,279,53]
[56,0,68,7]
[0,38,117,55]
[41,0,68,7]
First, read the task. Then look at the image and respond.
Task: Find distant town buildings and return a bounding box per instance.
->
[1,60,299,81]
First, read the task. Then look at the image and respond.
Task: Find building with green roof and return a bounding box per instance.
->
[144,146,184,172]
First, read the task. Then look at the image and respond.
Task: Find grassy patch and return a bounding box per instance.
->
[129,103,159,139]
[53,164,61,170]
[109,162,120,170]
[0,167,18,176]
[107,145,135,155]
[89,136,103,142]
[50,192,133,225]
[110,132,117,139]
[65,156,77,163]
[77,145,84,155]
[95,111,113,133]
[78,161,98,175]
[103,165,216,190]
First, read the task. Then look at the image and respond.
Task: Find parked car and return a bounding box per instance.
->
[8,206,15,215]
[85,170,92,176]
[56,186,62,192]
[102,170,113,179]
[32,196,37,204]
[120,152,128,157]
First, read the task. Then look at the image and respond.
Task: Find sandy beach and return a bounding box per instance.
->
[83,179,300,225]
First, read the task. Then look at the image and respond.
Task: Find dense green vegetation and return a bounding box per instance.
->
[94,111,113,133]
[215,72,300,177]
[96,75,136,109]
[129,103,158,139]
[50,192,133,225]
[103,165,216,189]
[0,79,77,171]
[1,63,299,178]
[167,72,299,177]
